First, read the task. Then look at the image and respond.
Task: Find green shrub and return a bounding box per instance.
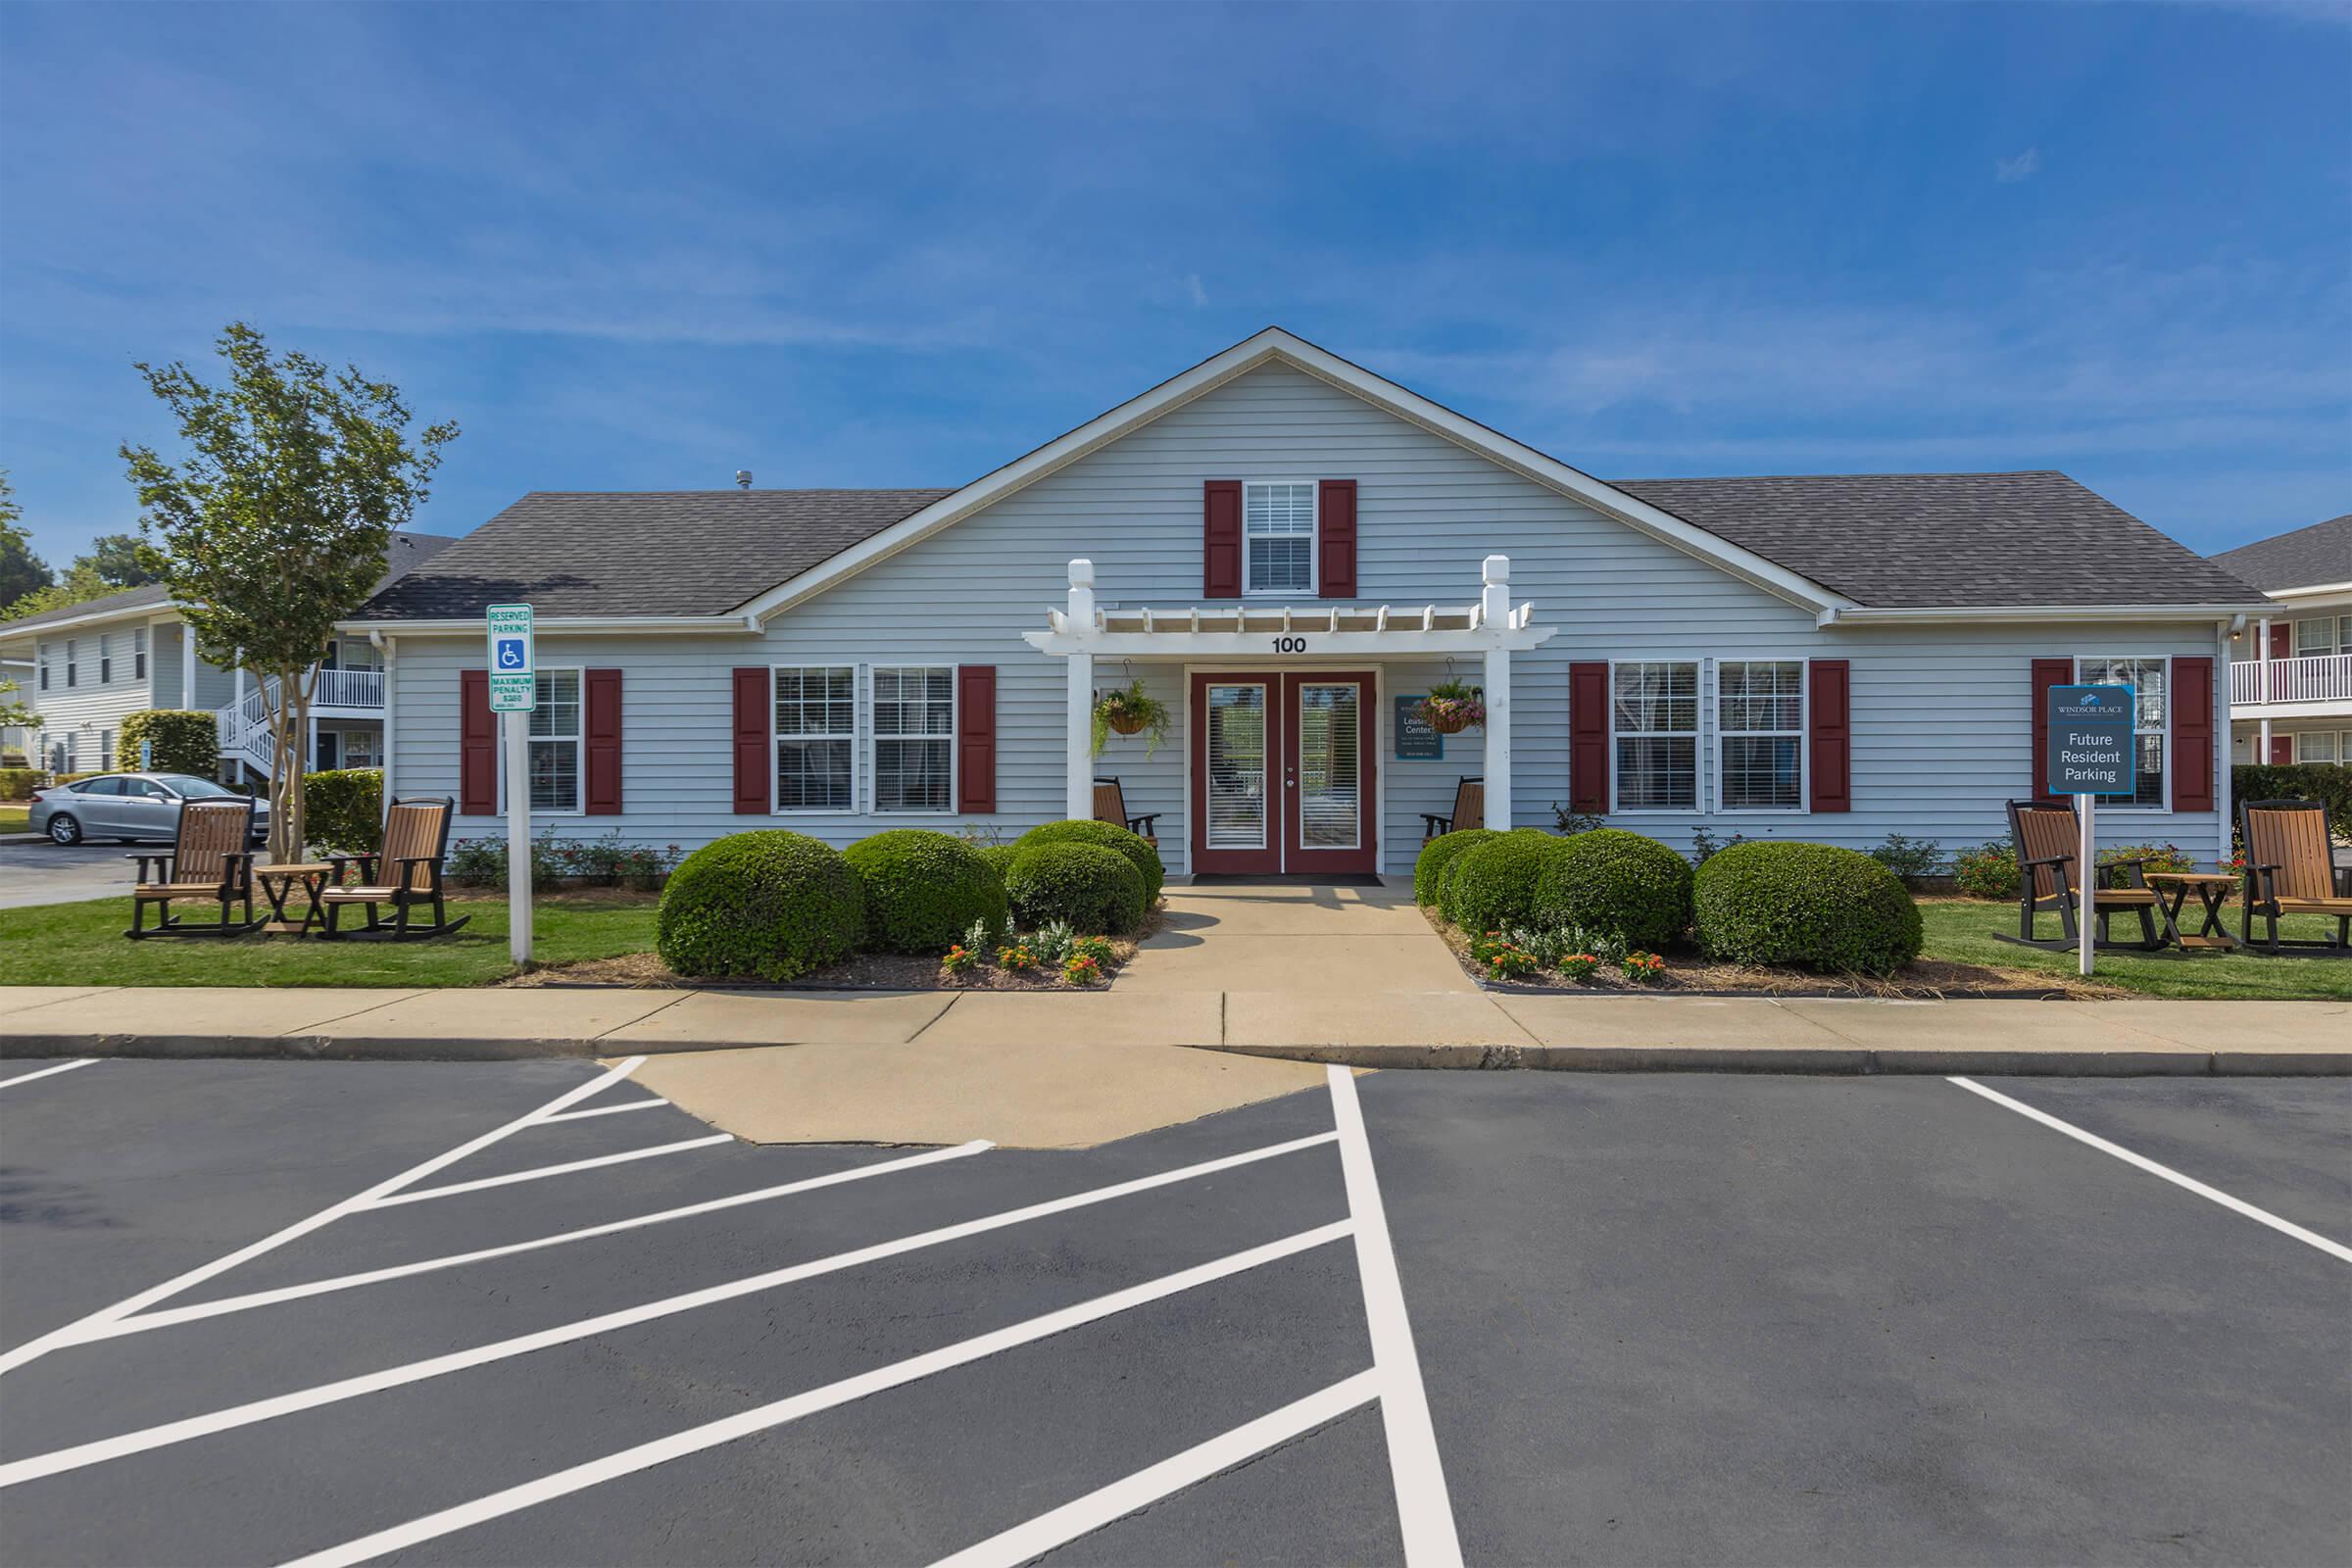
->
[117,710,219,775]
[1528,828,1693,951]
[0,767,38,801]
[1004,842,1146,935]
[656,830,865,982]
[303,768,382,855]
[1414,828,1498,906]
[1692,841,1924,976]
[1867,833,1946,885]
[1441,829,1556,933]
[1952,839,2019,901]
[979,843,1018,885]
[844,828,1008,953]
[2232,762,2352,837]
[1014,817,1164,905]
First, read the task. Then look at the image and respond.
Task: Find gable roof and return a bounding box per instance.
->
[1610,471,2262,609]
[2208,514,2352,593]
[1,530,465,637]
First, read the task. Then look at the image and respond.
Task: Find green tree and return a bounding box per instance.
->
[0,471,54,612]
[122,323,456,858]
[3,561,114,622]
[76,531,163,588]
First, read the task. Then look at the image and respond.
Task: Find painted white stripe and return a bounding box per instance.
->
[1948,1076,2352,1265]
[930,1370,1381,1568]
[0,1130,1341,1488]
[0,1058,98,1091]
[1326,1065,1463,1568]
[537,1099,667,1123]
[368,1135,733,1205]
[277,1222,1354,1568]
[0,1057,648,1380]
[87,1143,996,1341]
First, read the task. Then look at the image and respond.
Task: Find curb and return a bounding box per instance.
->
[1203,1041,2352,1077]
[0,1032,730,1062]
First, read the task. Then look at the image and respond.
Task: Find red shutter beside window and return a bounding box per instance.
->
[584,668,623,815]
[1806,659,1851,812]
[732,667,770,814]
[1570,661,1610,812]
[2029,657,2072,797]
[1203,480,1242,599]
[957,664,997,812]
[1317,479,1357,599]
[2170,657,2214,812]
[459,668,496,815]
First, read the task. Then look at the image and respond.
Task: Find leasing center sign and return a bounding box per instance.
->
[2045,684,2135,797]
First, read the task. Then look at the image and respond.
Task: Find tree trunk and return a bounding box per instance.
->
[263,672,309,863]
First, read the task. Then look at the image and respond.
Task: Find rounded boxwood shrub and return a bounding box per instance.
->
[1440,829,1557,933]
[1004,841,1147,935]
[978,843,1019,887]
[843,828,1008,953]
[656,830,865,983]
[1528,828,1694,951]
[1693,841,1924,976]
[1014,817,1164,905]
[1414,828,1497,906]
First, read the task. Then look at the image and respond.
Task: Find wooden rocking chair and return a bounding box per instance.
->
[318,797,471,941]
[2000,798,2178,952]
[1421,777,1486,839]
[1093,776,1160,846]
[2238,799,2352,956]
[126,797,261,939]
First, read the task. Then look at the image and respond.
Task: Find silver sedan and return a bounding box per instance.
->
[26,772,271,846]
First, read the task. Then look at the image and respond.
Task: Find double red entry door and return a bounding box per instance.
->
[1189,671,1378,875]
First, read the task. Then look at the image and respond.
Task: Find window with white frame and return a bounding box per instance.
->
[523,668,581,811]
[343,730,379,767]
[1718,660,1805,809]
[38,642,51,691]
[65,638,76,688]
[1613,661,1699,810]
[1243,481,1316,595]
[99,728,113,768]
[2294,615,2350,657]
[2078,656,2166,808]
[870,665,955,812]
[774,665,857,811]
[2296,730,2349,765]
[133,627,147,679]
[99,634,113,684]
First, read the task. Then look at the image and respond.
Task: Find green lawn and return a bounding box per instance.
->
[0,894,660,988]
[1918,898,2352,1000]
[0,805,27,835]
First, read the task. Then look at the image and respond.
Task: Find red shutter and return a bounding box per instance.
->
[2029,658,2072,797]
[584,668,623,815]
[731,667,770,814]
[957,664,997,812]
[1317,479,1357,599]
[459,668,496,815]
[1203,480,1242,599]
[1570,662,1610,812]
[2271,735,2293,764]
[2171,657,2214,811]
[1807,659,1851,812]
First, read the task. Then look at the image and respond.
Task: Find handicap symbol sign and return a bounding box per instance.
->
[495,637,528,670]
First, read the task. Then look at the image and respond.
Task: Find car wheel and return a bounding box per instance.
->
[47,814,82,846]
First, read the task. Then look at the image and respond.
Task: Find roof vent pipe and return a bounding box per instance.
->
[734,470,753,489]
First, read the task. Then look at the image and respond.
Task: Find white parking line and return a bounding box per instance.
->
[367,1134,733,1205]
[0,1131,1342,1488]
[0,1057,650,1379]
[1949,1076,2352,1264]
[1327,1065,1463,1568]
[0,1058,97,1092]
[930,1370,1382,1568]
[537,1099,667,1123]
[82,1142,996,1341]
[275,1222,1354,1568]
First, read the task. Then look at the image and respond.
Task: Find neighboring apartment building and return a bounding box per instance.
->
[2211,514,2352,767]
[0,531,460,779]
[340,328,2265,874]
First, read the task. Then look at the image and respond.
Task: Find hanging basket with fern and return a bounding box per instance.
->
[1091,679,1172,759]
[1417,679,1486,735]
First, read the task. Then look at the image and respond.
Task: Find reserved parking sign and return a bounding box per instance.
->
[486,603,535,712]
[2045,684,2135,797]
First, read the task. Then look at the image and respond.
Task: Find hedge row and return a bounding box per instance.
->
[117,710,218,775]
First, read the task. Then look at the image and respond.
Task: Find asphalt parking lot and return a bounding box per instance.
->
[1,1056,2345,1566]
[0,840,146,910]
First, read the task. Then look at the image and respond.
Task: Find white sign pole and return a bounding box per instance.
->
[507,711,531,966]
[2078,790,2095,977]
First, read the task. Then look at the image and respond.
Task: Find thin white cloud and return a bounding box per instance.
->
[1996,148,2042,182]
[1187,272,1209,308]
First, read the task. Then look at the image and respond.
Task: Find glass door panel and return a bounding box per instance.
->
[1294,683,1360,849]
[1205,684,1269,850]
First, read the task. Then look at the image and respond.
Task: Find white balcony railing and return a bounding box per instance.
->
[314,665,385,709]
[2230,654,2352,707]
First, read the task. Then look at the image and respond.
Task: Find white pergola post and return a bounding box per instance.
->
[2256,615,2273,761]
[1065,559,1097,820]
[1481,555,1512,830]
[180,618,196,706]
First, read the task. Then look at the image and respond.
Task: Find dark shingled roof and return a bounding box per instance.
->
[2208,514,2352,593]
[3,530,464,633]
[359,490,954,620]
[1607,470,2262,609]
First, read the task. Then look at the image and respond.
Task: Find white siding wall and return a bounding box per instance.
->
[388,363,2230,870]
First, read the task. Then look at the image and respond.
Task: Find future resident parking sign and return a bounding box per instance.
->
[2045,684,2135,797]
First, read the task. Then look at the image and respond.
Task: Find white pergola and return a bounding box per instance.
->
[1022,554,1556,831]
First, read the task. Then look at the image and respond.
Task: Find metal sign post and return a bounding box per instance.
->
[2044,683,2136,977]
[486,604,536,965]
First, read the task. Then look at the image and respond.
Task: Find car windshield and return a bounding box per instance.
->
[160,775,241,799]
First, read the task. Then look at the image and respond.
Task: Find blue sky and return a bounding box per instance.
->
[2,0,2345,567]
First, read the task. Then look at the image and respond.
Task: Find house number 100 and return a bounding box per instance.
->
[1271,635,1309,654]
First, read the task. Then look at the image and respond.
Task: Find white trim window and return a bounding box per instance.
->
[38,641,51,691]
[99,727,113,769]
[65,638,76,688]
[1717,660,1805,810]
[2294,615,2350,657]
[1612,661,1699,811]
[524,667,582,813]
[869,664,955,813]
[1243,480,1316,596]
[2295,730,2349,765]
[2078,655,2167,808]
[133,626,147,680]
[99,633,113,684]
[774,664,858,812]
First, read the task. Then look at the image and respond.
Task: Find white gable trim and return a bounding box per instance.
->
[731,327,1854,623]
